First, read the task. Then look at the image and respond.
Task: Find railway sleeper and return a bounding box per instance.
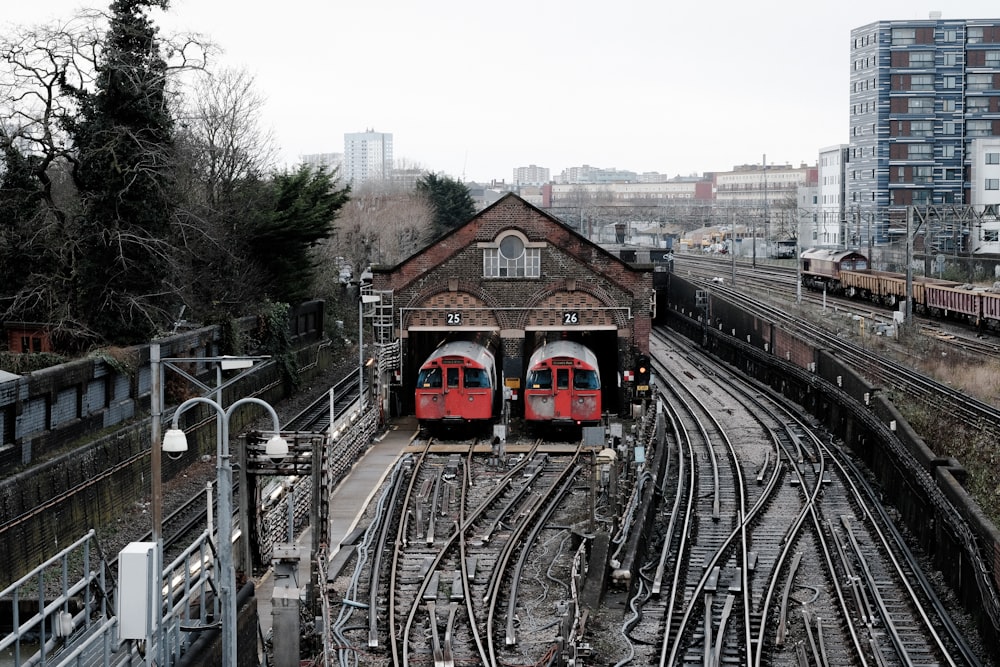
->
[423,571,441,601]
[705,565,721,593]
[450,571,464,601]
[728,568,742,593]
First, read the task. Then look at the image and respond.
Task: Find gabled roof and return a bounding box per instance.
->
[373,193,647,294]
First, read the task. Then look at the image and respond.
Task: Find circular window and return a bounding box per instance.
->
[499,235,524,260]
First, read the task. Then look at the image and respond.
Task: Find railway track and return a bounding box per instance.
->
[329,434,599,666]
[627,328,980,667]
[689,273,1000,443]
[319,325,989,665]
[311,324,990,664]
[672,253,1000,360]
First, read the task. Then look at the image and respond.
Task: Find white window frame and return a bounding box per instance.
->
[480,231,542,279]
[892,28,915,45]
[968,73,991,90]
[967,120,992,137]
[910,74,934,91]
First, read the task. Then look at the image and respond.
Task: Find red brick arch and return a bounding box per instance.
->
[402,283,503,330]
[518,283,628,330]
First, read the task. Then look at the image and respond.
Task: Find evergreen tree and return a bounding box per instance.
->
[60,0,177,344]
[415,172,477,237]
[249,165,350,305]
[0,138,46,311]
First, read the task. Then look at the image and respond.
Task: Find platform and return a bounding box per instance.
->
[255,416,418,638]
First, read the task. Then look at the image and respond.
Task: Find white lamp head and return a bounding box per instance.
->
[162,428,189,460]
[264,434,289,463]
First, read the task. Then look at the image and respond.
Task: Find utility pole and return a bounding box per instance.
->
[763,154,769,262]
[905,206,914,326]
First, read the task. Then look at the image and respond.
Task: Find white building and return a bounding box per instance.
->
[969,138,1000,255]
[815,145,847,248]
[554,165,638,184]
[548,180,701,204]
[343,130,393,185]
[513,165,550,186]
[713,163,815,205]
[796,183,820,249]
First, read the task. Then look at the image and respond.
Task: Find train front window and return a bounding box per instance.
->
[556,368,570,390]
[447,367,460,388]
[417,367,442,388]
[574,370,599,390]
[464,368,489,388]
[527,368,551,389]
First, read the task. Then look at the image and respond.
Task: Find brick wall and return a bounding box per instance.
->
[375,194,653,355]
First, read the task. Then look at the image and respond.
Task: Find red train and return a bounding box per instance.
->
[414,340,497,429]
[524,341,602,426]
[800,248,1000,330]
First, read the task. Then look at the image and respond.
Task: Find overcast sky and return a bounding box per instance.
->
[5,0,1000,183]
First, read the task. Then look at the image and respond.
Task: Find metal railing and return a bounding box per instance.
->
[0,530,110,666]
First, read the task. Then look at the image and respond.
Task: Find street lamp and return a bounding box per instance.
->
[162,396,288,667]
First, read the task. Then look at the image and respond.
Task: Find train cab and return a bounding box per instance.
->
[415,341,497,427]
[800,248,869,291]
[524,340,602,426]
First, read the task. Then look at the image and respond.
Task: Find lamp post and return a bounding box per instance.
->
[162,397,288,667]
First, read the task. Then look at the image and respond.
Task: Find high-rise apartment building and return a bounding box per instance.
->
[848,17,1000,218]
[513,165,550,186]
[343,130,393,185]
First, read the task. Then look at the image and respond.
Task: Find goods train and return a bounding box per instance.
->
[414,339,498,429]
[524,340,602,426]
[800,248,1000,330]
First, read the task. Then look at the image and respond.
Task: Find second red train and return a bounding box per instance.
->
[523,340,602,427]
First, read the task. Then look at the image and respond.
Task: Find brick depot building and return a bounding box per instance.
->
[371,193,653,418]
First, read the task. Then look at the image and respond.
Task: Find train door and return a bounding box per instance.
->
[571,366,601,422]
[444,366,461,418]
[553,366,572,419]
[463,366,493,420]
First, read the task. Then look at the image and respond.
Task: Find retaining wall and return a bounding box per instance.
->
[0,312,330,587]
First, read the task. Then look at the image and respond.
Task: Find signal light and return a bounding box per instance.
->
[635,354,650,392]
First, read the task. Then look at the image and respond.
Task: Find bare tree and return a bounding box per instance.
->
[0,6,209,347]
[168,66,278,318]
[178,67,276,206]
[318,182,434,283]
[771,193,800,241]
